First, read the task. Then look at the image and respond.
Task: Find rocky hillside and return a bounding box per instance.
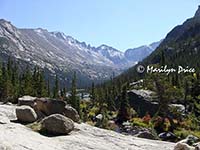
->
[142,6,200,68]
[115,6,200,83]
[0,104,175,150]
[0,19,160,87]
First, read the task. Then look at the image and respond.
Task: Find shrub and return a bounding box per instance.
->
[163,118,171,132]
[142,113,151,124]
[179,114,200,130]
[174,129,200,139]
[152,116,171,132]
[130,118,150,128]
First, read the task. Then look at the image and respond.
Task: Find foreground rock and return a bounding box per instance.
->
[0,116,10,124]
[34,98,66,115]
[174,135,199,150]
[159,132,177,141]
[16,106,37,123]
[64,105,80,122]
[18,96,37,107]
[174,143,195,150]
[194,143,200,149]
[135,130,158,140]
[18,96,80,122]
[120,124,158,140]
[0,104,175,150]
[41,114,74,135]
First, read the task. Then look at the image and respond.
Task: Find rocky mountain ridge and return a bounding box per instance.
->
[0,19,160,86]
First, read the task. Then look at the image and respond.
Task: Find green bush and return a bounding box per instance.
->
[130,118,151,128]
[174,129,200,139]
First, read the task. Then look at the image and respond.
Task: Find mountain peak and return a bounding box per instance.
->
[51,31,68,40]
[98,44,119,52]
[0,19,18,34]
[50,31,78,43]
[0,19,13,28]
[194,6,200,17]
[34,28,48,33]
[0,19,10,24]
[98,44,110,49]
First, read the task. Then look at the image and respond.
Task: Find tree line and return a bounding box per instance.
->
[0,58,80,113]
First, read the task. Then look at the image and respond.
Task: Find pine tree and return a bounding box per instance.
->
[97,87,105,107]
[111,84,117,110]
[11,63,19,102]
[1,62,13,102]
[0,62,3,100]
[70,72,76,106]
[47,78,51,97]
[0,63,7,100]
[60,89,64,98]
[70,72,80,113]
[32,66,39,96]
[117,84,130,123]
[24,66,33,95]
[184,79,190,113]
[53,75,59,98]
[161,50,165,66]
[104,86,115,111]
[90,82,96,104]
[7,57,13,80]
[62,87,67,99]
[19,74,25,97]
[38,70,47,97]
[59,82,67,99]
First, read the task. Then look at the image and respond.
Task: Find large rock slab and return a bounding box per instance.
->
[0,141,12,150]
[0,104,175,150]
[0,116,10,124]
[16,106,37,123]
[0,104,17,120]
[128,89,159,117]
[41,114,74,135]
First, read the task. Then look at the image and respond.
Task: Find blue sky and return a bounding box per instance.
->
[0,0,199,51]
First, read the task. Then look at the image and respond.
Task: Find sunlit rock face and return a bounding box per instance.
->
[0,104,175,150]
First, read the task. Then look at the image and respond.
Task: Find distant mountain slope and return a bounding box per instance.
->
[0,19,160,87]
[117,6,200,83]
[94,44,132,67]
[125,40,162,62]
[143,6,200,68]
